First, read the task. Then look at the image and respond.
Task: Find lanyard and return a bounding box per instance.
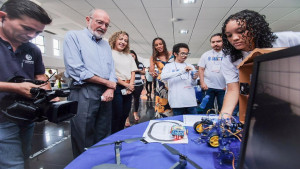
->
[174,62,189,80]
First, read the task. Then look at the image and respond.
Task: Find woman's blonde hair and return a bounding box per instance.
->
[109,31,130,54]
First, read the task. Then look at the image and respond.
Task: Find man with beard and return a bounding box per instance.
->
[197,33,226,114]
[63,9,117,158]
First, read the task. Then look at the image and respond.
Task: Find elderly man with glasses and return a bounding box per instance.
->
[63,9,117,158]
[161,43,198,116]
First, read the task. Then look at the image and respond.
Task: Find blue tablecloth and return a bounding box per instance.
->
[66,115,240,169]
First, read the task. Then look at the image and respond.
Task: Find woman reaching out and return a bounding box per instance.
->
[220,10,300,119]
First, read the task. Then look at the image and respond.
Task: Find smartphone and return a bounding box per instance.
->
[121,89,127,95]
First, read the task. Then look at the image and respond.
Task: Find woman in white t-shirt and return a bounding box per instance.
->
[109,31,138,133]
[220,9,300,118]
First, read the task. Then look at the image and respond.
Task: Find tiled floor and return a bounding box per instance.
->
[25,92,156,169]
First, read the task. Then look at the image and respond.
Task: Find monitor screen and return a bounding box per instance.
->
[239,45,300,169]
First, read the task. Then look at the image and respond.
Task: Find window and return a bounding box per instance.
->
[53,39,60,56]
[31,35,45,53]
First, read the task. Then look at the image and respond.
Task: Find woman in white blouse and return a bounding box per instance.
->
[109,31,138,133]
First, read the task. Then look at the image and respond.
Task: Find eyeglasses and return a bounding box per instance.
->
[178,52,191,57]
[89,17,111,28]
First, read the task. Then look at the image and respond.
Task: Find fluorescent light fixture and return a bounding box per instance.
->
[171,18,184,22]
[179,29,189,34]
[181,0,196,4]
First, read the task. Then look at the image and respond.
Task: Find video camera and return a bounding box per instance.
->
[1,76,78,125]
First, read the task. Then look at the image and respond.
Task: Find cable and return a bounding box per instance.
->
[229,151,236,169]
[226,129,242,142]
[206,108,219,115]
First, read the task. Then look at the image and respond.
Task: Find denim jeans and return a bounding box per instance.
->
[132,85,144,112]
[111,85,132,134]
[172,107,198,116]
[0,121,34,169]
[203,88,225,114]
[145,81,152,95]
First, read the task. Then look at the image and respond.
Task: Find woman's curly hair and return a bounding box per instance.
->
[109,31,130,54]
[221,9,277,62]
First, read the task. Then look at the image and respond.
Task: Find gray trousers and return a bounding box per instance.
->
[69,83,112,158]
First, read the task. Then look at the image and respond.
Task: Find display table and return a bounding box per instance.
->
[66,115,239,169]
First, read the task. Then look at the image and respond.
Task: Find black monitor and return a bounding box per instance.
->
[238,45,300,169]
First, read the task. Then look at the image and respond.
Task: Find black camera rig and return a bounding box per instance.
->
[1,76,78,125]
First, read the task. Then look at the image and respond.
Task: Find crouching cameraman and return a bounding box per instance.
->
[0,0,52,168]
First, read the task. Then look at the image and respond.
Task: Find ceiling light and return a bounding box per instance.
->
[179,29,189,34]
[171,18,184,22]
[181,0,196,4]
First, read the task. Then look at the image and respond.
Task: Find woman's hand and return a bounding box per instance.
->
[127,83,135,92]
[126,89,133,95]
[150,71,158,77]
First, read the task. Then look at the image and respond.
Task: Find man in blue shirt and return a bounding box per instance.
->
[63,9,117,158]
[0,0,52,168]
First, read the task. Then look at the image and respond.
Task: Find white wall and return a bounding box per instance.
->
[258,56,300,115]
[186,57,200,65]
[41,32,65,72]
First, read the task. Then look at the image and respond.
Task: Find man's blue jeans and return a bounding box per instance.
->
[172,107,198,116]
[0,121,34,169]
[203,88,225,114]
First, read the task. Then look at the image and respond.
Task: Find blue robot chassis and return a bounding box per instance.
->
[193,115,243,167]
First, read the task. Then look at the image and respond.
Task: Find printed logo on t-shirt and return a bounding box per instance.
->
[208,56,223,61]
[24,54,34,64]
[25,54,32,61]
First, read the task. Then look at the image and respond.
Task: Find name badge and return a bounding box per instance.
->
[212,65,221,72]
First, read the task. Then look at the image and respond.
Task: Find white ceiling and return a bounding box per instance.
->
[4,0,300,62]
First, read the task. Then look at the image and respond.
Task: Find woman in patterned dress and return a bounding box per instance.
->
[149,37,174,118]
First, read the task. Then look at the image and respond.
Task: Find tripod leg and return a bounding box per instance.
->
[170,162,180,169]
[114,143,122,165]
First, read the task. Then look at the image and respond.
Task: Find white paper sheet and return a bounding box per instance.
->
[183,114,219,126]
[142,120,188,144]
